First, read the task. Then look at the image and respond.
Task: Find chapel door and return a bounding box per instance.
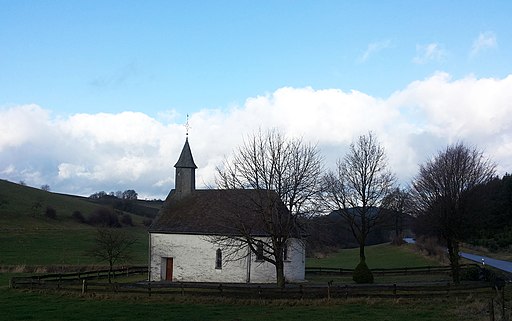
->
[165,257,174,281]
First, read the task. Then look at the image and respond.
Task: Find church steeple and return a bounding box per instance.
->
[174,137,197,169]
[174,137,197,198]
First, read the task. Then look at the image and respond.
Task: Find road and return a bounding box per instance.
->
[404,237,512,274]
[459,252,512,274]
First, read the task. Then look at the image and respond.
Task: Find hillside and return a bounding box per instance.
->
[0,179,158,265]
[0,179,161,228]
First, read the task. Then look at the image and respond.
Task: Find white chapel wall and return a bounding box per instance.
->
[150,233,305,283]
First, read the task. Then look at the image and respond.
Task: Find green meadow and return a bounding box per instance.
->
[307,243,441,269]
[0,179,497,320]
[0,289,457,321]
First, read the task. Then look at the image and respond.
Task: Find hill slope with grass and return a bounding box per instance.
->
[0,179,153,265]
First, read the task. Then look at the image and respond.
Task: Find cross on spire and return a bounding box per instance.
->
[185,114,191,137]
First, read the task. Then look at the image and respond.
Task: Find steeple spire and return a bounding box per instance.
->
[174,138,197,169]
[173,136,197,199]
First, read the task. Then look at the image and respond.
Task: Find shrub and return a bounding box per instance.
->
[460,265,481,281]
[120,213,133,226]
[44,206,57,219]
[72,210,85,223]
[390,233,405,246]
[415,236,444,256]
[88,208,120,227]
[352,260,374,284]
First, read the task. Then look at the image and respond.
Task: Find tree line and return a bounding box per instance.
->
[89,189,138,200]
[213,129,500,286]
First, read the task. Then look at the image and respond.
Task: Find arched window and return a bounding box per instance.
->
[215,248,222,269]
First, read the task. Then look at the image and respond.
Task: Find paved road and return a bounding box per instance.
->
[404,238,512,274]
[459,252,512,273]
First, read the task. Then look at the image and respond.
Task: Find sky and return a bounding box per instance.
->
[1,1,511,199]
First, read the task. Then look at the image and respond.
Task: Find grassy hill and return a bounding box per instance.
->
[0,179,156,266]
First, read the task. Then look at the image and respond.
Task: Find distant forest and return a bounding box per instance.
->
[307,174,512,255]
[413,173,512,251]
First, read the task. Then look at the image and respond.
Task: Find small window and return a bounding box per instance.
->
[215,249,222,269]
[256,241,264,261]
[283,241,289,261]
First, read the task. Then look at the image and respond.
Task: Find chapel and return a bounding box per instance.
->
[148,138,305,283]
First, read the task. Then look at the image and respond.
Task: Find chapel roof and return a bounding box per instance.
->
[149,189,294,237]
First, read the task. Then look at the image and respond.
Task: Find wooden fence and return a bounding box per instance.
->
[305,264,477,276]
[9,264,496,300]
[10,279,496,300]
[9,265,147,289]
[94,280,494,300]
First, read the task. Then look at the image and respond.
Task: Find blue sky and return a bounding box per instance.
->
[1,1,511,198]
[2,1,510,116]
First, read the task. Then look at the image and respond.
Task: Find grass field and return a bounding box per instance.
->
[0,180,501,320]
[0,228,148,266]
[0,179,150,266]
[0,287,479,321]
[307,243,441,269]
[0,243,496,321]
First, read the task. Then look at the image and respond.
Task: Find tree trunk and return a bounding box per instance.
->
[359,242,366,262]
[276,259,285,288]
[108,261,113,284]
[446,237,460,284]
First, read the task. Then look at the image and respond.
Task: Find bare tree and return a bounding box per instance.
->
[382,187,411,245]
[411,142,495,284]
[88,228,137,283]
[213,129,323,287]
[325,132,396,262]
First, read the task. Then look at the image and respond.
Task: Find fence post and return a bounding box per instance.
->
[345,284,348,299]
[82,279,87,294]
[501,286,506,321]
[490,298,495,321]
[446,282,450,298]
[393,283,397,298]
[148,282,151,297]
[327,281,332,300]
[300,284,304,300]
[258,286,262,300]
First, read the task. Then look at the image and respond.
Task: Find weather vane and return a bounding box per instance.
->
[185,114,191,137]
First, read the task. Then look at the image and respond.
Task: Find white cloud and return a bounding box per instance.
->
[1,73,512,199]
[0,104,53,151]
[413,43,446,64]
[470,31,497,57]
[357,40,392,63]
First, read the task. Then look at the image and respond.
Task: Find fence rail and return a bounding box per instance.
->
[305,264,478,276]
[9,264,495,300]
[10,265,147,289]
[13,278,494,300]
